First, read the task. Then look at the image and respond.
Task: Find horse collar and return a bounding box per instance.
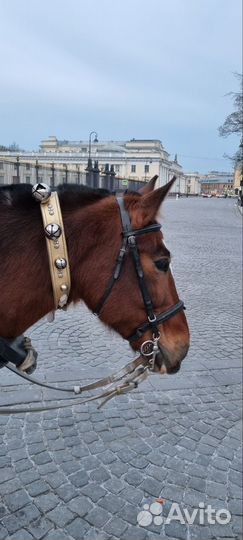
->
[32,183,71,310]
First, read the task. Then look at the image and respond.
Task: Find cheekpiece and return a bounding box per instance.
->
[32,183,51,203]
[45,223,62,240]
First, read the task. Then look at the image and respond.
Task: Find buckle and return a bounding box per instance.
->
[148,314,157,323]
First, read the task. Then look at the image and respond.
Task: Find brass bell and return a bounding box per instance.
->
[45,223,62,240]
[55,258,67,269]
[32,183,51,202]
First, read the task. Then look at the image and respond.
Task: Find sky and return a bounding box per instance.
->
[0,0,242,173]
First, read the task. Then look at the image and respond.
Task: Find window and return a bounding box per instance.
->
[0,175,4,183]
[131,165,136,173]
[115,164,120,172]
[144,164,149,173]
[25,176,31,183]
[26,163,30,170]
[0,162,3,170]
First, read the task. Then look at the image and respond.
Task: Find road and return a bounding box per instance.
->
[0,197,242,540]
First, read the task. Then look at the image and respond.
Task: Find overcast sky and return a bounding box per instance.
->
[0,0,241,172]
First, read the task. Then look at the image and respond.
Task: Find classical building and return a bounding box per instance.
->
[183,173,201,196]
[0,136,184,192]
[200,171,234,196]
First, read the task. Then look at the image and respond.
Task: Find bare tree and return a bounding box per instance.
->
[218,73,243,138]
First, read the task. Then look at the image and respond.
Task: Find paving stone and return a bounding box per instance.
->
[90,466,110,482]
[44,530,72,540]
[142,477,162,497]
[34,493,60,513]
[26,480,49,497]
[164,522,188,539]
[104,477,124,494]
[60,460,80,474]
[67,495,93,517]
[3,489,31,512]
[10,530,34,540]
[110,461,129,478]
[81,483,107,503]
[118,503,138,525]
[65,517,89,539]
[207,480,228,502]
[0,467,16,483]
[130,456,148,469]
[69,469,89,487]
[46,471,66,488]
[99,493,126,515]
[189,525,212,539]
[188,476,206,492]
[121,486,144,505]
[86,507,111,527]
[55,483,79,502]
[229,469,243,487]
[104,517,128,536]
[46,505,74,527]
[124,470,143,487]
[120,525,147,540]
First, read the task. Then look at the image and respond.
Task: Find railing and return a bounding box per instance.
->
[0,157,146,192]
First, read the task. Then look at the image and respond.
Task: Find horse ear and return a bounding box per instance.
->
[138,175,158,195]
[139,176,176,224]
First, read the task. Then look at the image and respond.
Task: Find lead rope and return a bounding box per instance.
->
[0,335,162,415]
[0,361,150,415]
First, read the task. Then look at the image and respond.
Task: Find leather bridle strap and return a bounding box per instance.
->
[94,195,185,344]
[128,300,185,342]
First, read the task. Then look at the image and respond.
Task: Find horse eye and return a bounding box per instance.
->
[155,259,170,272]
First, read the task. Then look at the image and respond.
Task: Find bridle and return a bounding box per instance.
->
[0,186,185,414]
[94,195,185,370]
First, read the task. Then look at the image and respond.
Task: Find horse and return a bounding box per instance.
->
[0,176,189,379]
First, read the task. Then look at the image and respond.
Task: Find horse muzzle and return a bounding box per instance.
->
[154,342,189,374]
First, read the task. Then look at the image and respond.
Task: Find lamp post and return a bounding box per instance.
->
[86,131,98,187]
[88,131,98,166]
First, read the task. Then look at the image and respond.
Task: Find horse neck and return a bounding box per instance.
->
[0,196,119,338]
[66,200,119,311]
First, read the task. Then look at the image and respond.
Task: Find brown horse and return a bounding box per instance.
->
[0,176,189,374]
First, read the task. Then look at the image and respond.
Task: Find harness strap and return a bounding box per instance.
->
[0,356,149,415]
[128,300,185,342]
[94,238,128,316]
[128,236,159,337]
[40,192,71,309]
[3,354,145,394]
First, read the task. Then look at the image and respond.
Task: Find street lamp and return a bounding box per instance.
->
[88,131,98,163]
[86,131,98,187]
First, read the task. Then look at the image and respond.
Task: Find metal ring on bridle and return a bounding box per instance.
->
[140,340,155,357]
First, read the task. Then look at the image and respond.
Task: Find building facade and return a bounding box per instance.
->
[0,137,185,192]
[199,171,234,196]
[183,173,201,196]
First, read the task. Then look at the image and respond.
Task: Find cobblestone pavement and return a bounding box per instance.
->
[0,197,242,540]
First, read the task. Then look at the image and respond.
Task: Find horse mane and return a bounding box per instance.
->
[0,183,141,212]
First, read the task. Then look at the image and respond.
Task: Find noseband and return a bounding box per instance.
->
[95,196,185,369]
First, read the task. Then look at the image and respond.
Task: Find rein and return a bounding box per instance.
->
[0,183,185,414]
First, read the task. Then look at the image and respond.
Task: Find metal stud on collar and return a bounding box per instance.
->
[32,183,51,203]
[45,223,62,240]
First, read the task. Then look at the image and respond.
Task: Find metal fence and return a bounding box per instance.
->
[0,157,145,192]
